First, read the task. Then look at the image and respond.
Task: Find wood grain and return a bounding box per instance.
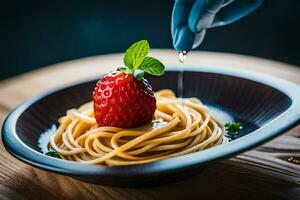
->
[0,50,299,200]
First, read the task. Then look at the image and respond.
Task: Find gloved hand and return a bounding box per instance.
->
[171,0,263,52]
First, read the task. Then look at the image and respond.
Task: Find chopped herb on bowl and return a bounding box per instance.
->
[225,122,242,133]
[45,149,58,157]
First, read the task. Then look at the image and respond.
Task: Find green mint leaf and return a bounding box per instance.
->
[117,66,133,74]
[139,57,165,76]
[123,40,149,69]
[225,122,242,133]
[134,69,145,80]
[133,56,146,69]
[45,149,58,157]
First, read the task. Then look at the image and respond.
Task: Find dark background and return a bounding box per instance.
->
[1,0,299,80]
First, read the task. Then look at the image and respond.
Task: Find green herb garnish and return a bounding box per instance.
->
[45,149,58,157]
[225,122,242,133]
[118,40,165,80]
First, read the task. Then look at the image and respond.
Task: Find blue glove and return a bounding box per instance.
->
[171,0,264,52]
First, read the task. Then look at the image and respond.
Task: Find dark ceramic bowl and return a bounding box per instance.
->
[2,66,300,187]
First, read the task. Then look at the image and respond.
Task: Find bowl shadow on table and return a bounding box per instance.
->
[73,162,207,187]
[7,161,294,200]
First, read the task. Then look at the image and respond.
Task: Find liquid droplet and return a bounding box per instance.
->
[178,51,187,63]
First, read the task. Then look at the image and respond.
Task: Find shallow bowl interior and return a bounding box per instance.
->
[16,71,292,149]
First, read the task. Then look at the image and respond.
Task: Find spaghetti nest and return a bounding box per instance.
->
[49,89,227,166]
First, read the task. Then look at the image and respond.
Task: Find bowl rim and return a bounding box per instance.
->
[2,66,300,177]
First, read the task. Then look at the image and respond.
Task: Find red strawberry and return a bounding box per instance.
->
[92,40,165,128]
[93,71,156,128]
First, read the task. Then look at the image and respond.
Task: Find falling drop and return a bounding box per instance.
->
[178,51,187,63]
[177,51,187,99]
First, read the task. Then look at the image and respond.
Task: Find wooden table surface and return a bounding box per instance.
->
[0,50,300,200]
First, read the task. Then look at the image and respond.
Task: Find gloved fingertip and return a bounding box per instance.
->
[192,30,206,49]
[173,26,195,52]
[188,0,224,33]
